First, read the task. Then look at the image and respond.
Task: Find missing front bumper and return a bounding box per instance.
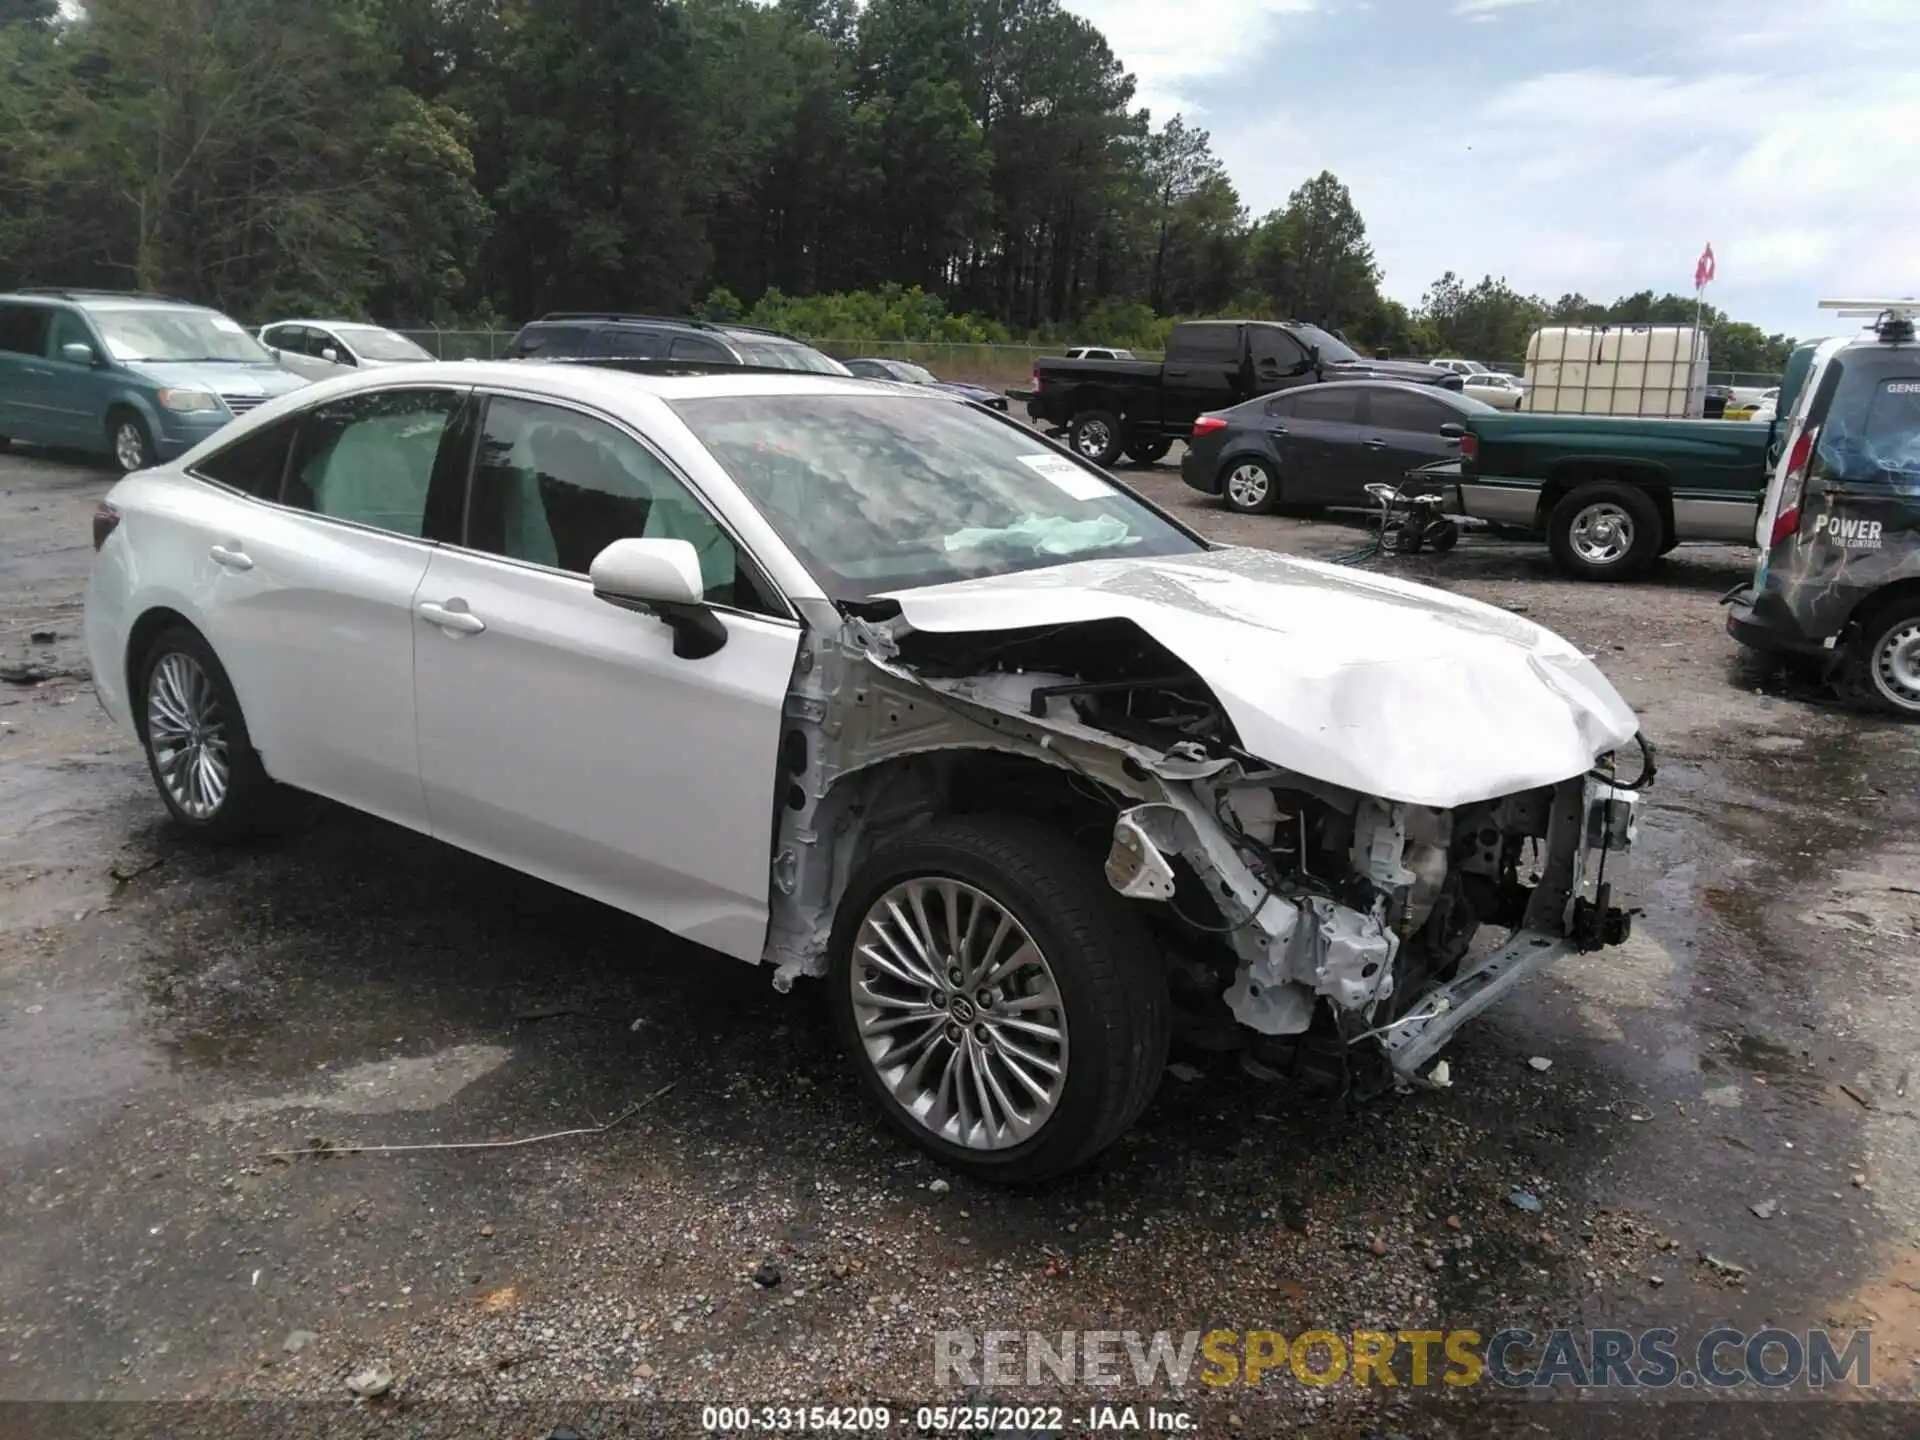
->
[1376,927,1577,1081]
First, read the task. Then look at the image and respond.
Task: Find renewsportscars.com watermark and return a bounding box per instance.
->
[934,1327,1874,1391]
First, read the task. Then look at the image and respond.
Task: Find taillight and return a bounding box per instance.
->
[1459,432,1478,461]
[1769,427,1817,547]
[92,502,120,551]
[1192,415,1228,438]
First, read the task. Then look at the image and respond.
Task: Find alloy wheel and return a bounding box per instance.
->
[848,878,1069,1151]
[1568,502,1633,566]
[1073,420,1112,460]
[146,652,230,820]
[115,420,149,472]
[1225,463,1270,509]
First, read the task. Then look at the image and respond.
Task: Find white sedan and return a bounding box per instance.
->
[1462,372,1525,410]
[85,363,1646,1180]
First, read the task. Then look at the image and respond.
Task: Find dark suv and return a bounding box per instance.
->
[502,314,850,375]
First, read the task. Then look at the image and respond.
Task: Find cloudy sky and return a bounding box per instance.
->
[1063,0,1919,341]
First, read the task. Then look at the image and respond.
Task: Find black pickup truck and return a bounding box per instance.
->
[1026,320,1463,467]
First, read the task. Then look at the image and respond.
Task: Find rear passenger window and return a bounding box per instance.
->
[1289,388,1362,424]
[0,304,51,356]
[605,328,666,358]
[284,389,461,536]
[195,416,300,499]
[669,334,733,363]
[1168,325,1240,365]
[508,324,587,359]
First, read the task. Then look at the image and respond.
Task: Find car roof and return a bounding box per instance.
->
[252,360,934,405]
[269,319,395,330]
[2,292,211,314]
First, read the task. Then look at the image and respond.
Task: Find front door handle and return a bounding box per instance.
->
[209,544,253,571]
[1363,438,1389,451]
[1267,426,1289,437]
[417,600,486,635]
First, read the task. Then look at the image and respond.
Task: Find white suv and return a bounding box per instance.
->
[84,363,1645,1179]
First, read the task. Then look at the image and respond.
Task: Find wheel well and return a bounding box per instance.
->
[124,607,196,739]
[104,402,143,438]
[1067,389,1127,423]
[1845,577,1920,638]
[1538,463,1672,540]
[837,749,1116,866]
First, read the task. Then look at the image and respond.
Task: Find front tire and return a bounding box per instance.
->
[108,409,155,473]
[136,627,279,842]
[1220,456,1282,515]
[1067,410,1126,469]
[1546,482,1662,581]
[1839,597,1920,719]
[829,816,1170,1183]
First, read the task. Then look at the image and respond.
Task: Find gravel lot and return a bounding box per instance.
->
[2,441,1917,1438]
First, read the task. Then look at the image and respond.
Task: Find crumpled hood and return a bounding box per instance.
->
[884,547,1639,808]
[126,361,310,400]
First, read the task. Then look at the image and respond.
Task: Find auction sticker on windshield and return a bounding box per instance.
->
[1019,452,1114,501]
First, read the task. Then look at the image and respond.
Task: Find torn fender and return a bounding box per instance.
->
[882,546,1639,809]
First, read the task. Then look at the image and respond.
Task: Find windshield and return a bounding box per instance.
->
[88,306,271,363]
[334,326,432,362]
[1285,324,1360,365]
[672,393,1202,599]
[732,339,851,376]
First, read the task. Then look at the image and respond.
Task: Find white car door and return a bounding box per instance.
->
[187,385,467,830]
[411,393,802,962]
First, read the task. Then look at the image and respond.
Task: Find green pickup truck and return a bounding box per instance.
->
[1454,413,1776,579]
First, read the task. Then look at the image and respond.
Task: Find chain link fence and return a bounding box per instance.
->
[391,329,1779,395]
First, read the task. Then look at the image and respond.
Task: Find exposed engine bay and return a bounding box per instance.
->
[764,605,1646,1093]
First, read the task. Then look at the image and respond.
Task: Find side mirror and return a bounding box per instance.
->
[1439,421,1466,443]
[589,537,727,659]
[61,342,97,366]
[320,347,342,364]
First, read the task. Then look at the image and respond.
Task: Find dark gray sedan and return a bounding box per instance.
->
[1180,380,1498,514]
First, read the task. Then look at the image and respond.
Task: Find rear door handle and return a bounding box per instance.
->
[417,600,486,635]
[208,544,253,571]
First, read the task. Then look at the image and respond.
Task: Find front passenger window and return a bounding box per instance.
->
[464,396,773,613]
[285,389,460,536]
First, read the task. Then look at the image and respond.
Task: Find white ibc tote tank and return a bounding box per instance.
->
[1521,325,1709,417]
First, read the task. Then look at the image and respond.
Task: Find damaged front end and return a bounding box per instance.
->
[765,605,1647,1096]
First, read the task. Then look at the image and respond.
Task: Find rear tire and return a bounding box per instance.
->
[1837,597,1920,719]
[828,815,1170,1184]
[1219,456,1282,515]
[1124,439,1172,467]
[136,627,281,842]
[1067,410,1126,469]
[1546,482,1662,581]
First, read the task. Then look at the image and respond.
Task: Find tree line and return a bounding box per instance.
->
[0,0,1796,370]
